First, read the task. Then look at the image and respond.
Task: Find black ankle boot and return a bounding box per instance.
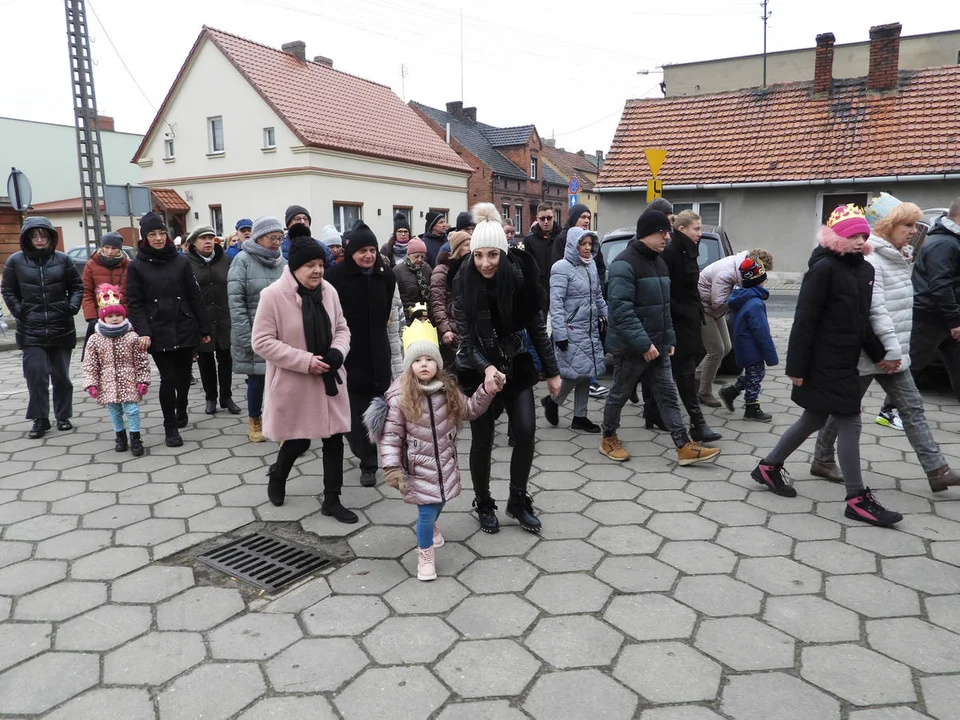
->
[506,490,541,533]
[129,432,144,457]
[321,496,359,524]
[744,402,773,422]
[473,496,499,534]
[267,463,286,507]
[164,427,183,447]
[690,424,722,442]
[644,413,667,431]
[115,431,129,452]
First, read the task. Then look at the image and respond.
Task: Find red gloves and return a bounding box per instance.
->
[87,386,98,399]
[137,383,149,396]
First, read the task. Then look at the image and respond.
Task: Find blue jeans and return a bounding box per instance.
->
[107,402,140,432]
[247,374,265,418]
[523,330,542,374]
[417,502,445,549]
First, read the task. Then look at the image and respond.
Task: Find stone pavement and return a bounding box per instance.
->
[1,318,960,719]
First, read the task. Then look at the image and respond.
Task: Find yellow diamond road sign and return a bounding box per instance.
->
[644,148,668,178]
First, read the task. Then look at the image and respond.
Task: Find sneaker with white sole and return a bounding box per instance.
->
[589,382,609,398]
[876,408,904,431]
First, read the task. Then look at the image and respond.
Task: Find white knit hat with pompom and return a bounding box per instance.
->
[469,203,508,254]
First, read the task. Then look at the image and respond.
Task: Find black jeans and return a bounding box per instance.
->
[347,390,379,472]
[469,385,536,498]
[152,348,194,429]
[23,346,73,421]
[273,435,344,498]
[641,353,705,428]
[197,349,234,402]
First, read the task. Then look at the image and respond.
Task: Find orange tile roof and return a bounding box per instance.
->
[541,145,599,190]
[135,28,471,174]
[152,188,190,213]
[597,67,960,189]
[29,197,104,213]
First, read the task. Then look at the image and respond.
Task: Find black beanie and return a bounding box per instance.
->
[425,211,444,235]
[139,212,166,239]
[636,209,672,239]
[100,232,124,248]
[454,211,475,232]
[284,204,311,228]
[393,212,411,234]
[288,235,327,272]
[646,198,674,215]
[346,222,378,253]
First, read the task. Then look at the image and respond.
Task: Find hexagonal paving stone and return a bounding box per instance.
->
[0,623,51,671]
[44,688,154,720]
[346,525,416,558]
[0,540,34,569]
[926,595,960,634]
[328,559,408,594]
[767,513,842,540]
[437,700,528,719]
[721,673,840,720]
[14,581,106,621]
[525,573,613,615]
[763,595,860,642]
[80,505,154,532]
[115,517,186,546]
[845,526,926,557]
[527,538,603,572]
[537,512,598,540]
[583,500,652,525]
[447,593,540,639]
[111,565,194,603]
[335,666,449,720]
[300,595,389,636]
[0,651,100,715]
[0,559,66,594]
[695,616,795,671]
[152,493,218,518]
[587,525,663,555]
[646,512,719,540]
[867,617,960,672]
[71,547,150,580]
[533,490,591,513]
[0,500,46,524]
[614,642,721,703]
[209,613,303,660]
[458,557,540,594]
[465,527,541,556]
[156,586,245,630]
[362,616,458,664]
[384,577,469,614]
[699,500,768,526]
[736,556,823,595]
[881,556,960,594]
[825,574,920,617]
[4,513,78,541]
[920,674,960,720]
[188,506,256,533]
[266,638,367,692]
[638,490,703,512]
[159,662,266,720]
[435,640,541,699]
[21,480,86,502]
[658,540,737,574]
[596,556,678,592]
[239,696,338,720]
[524,615,623,668]
[674,575,763,617]
[34,529,112,560]
[604,593,696,641]
[524,668,638,720]
[580,479,641,500]
[716,526,792,556]
[55,605,152,651]
[793,540,878,574]
[103,631,206,684]
[639,709,724,720]
[801,644,916,705]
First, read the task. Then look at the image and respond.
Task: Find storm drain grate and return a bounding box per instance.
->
[197,532,334,592]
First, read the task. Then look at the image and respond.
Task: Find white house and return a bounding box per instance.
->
[133,27,472,240]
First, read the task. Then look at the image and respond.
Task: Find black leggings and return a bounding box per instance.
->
[196,349,234,402]
[152,348,194,429]
[469,385,536,498]
[273,435,345,498]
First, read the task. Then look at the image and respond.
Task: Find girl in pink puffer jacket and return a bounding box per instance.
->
[365,320,499,581]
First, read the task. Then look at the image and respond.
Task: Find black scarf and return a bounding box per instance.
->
[97,252,124,269]
[296,281,340,395]
[470,279,512,373]
[404,256,430,303]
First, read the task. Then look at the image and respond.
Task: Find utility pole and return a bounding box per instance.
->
[400,63,408,102]
[760,0,772,87]
[459,9,464,102]
[64,0,110,253]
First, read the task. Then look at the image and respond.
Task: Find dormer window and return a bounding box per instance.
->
[530,157,538,180]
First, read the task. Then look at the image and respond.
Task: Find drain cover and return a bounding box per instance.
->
[197,532,334,592]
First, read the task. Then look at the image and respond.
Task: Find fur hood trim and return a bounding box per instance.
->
[817,225,872,255]
[362,395,389,443]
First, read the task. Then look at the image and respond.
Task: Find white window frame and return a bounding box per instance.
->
[210,205,223,235]
[530,157,538,180]
[262,126,276,150]
[333,202,363,233]
[163,138,175,160]
[502,203,511,222]
[673,201,722,226]
[207,116,224,154]
[514,206,523,230]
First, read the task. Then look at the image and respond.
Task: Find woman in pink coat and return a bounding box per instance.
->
[252,236,357,523]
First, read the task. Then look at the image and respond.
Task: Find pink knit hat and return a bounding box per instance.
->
[407,237,427,255]
[827,205,871,239]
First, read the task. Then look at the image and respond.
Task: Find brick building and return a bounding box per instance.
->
[410,101,568,231]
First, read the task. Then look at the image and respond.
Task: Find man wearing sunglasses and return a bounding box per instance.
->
[524,203,561,296]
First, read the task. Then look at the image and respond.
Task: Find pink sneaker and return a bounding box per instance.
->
[417,546,437,581]
[432,525,445,548]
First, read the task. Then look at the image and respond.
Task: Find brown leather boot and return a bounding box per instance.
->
[927,466,960,493]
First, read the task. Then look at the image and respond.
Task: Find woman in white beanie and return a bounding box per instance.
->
[451,203,561,535]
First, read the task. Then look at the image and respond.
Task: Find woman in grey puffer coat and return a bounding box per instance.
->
[227,216,287,442]
[542,227,608,433]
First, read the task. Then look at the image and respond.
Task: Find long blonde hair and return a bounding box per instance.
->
[399,366,467,426]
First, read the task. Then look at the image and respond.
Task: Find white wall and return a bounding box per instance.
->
[137,36,468,240]
[28,213,133,251]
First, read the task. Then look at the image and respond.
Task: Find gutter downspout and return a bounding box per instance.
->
[596,173,960,193]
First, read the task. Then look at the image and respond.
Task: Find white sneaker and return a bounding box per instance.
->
[589,382,609,398]
[417,546,437,581]
[876,408,904,431]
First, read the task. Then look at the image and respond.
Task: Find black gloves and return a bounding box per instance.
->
[322,349,344,371]
[556,339,569,352]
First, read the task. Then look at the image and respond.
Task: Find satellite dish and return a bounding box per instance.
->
[6,168,32,212]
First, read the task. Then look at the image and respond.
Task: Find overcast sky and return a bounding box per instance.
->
[0,0,947,155]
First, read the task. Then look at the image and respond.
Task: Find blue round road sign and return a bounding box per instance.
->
[568,177,580,194]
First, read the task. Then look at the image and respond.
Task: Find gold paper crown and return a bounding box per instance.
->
[827,204,867,228]
[96,284,122,309]
[402,319,440,354]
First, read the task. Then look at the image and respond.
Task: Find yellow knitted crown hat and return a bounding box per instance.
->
[402,319,443,371]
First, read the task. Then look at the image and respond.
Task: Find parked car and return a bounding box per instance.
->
[67,244,136,272]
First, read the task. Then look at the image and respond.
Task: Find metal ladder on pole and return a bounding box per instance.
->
[65,0,110,252]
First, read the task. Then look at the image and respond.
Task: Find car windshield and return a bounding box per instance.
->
[600,234,723,271]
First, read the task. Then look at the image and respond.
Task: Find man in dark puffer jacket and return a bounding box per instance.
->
[2,217,83,438]
[599,210,720,466]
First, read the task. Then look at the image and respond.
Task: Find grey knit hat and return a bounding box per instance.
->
[251,216,284,243]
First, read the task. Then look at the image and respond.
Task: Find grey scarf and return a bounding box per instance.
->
[97,319,131,338]
[241,239,284,268]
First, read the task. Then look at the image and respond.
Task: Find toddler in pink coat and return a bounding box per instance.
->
[365,319,500,581]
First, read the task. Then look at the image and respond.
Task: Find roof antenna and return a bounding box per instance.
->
[760,0,772,87]
[460,8,464,102]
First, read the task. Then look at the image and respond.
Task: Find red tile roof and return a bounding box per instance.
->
[597,67,960,189]
[541,145,599,190]
[29,197,103,213]
[135,28,471,174]
[152,188,190,213]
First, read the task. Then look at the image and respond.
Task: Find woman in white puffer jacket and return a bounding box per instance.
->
[813,195,960,493]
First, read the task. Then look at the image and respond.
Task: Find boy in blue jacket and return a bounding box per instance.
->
[719,258,778,421]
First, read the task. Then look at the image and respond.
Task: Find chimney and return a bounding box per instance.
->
[867,23,902,92]
[813,32,835,94]
[596,150,604,169]
[445,101,464,117]
[544,138,556,147]
[463,107,477,122]
[282,41,306,61]
[313,55,333,68]
[93,115,114,132]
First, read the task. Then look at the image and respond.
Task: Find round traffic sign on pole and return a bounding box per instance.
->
[568,176,580,195]
[6,168,32,212]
